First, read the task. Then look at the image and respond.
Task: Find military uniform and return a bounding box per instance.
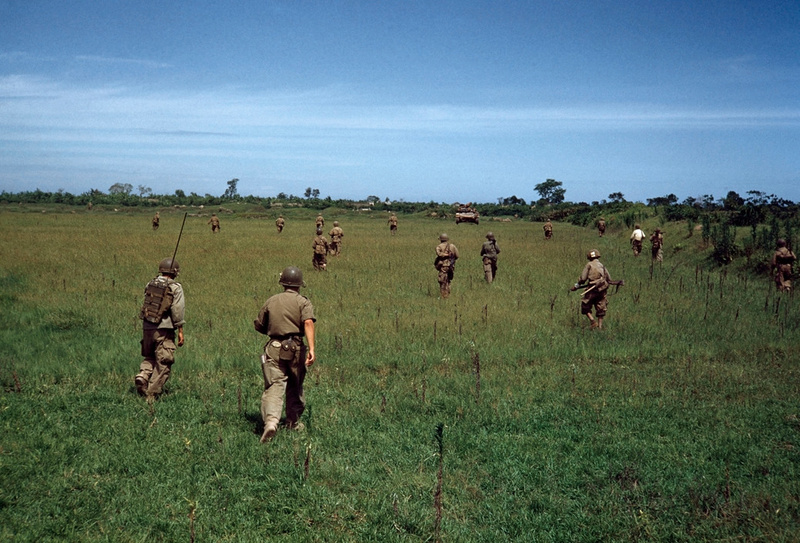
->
[135,260,185,398]
[388,214,398,235]
[597,218,606,237]
[575,250,611,329]
[152,212,160,230]
[630,225,645,256]
[276,216,285,233]
[328,223,344,256]
[315,215,324,229]
[650,229,664,262]
[543,221,553,240]
[254,267,316,441]
[208,214,220,233]
[312,231,329,271]
[771,241,796,292]
[434,235,459,298]
[480,233,500,283]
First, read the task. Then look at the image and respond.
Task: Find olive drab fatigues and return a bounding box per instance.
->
[276,217,285,233]
[152,213,160,230]
[543,221,553,240]
[137,277,185,397]
[434,242,459,298]
[772,247,797,292]
[254,290,315,430]
[312,234,328,271]
[597,219,606,237]
[388,215,398,235]
[579,259,611,318]
[208,215,220,233]
[480,239,500,283]
[328,226,344,256]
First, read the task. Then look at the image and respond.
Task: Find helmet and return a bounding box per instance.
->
[279,266,305,288]
[777,238,787,248]
[586,249,600,260]
[333,221,339,227]
[159,258,180,275]
[439,233,449,242]
[486,232,495,240]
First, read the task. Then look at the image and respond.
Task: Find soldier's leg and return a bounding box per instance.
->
[483,258,493,283]
[136,331,156,394]
[146,330,176,397]
[284,347,308,428]
[260,342,288,440]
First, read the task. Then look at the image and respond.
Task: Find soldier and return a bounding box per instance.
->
[208,213,221,233]
[328,221,344,256]
[312,227,328,271]
[135,258,186,399]
[480,231,500,283]
[571,249,612,329]
[630,224,645,256]
[434,233,459,298]
[597,217,606,237]
[650,228,664,262]
[315,214,324,230]
[543,219,553,240]
[388,213,398,235]
[152,212,160,231]
[254,266,316,441]
[275,215,285,234]
[771,238,797,292]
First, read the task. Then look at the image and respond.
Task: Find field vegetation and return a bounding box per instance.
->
[1,205,799,541]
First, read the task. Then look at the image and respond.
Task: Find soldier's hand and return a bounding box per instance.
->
[177,328,185,347]
[306,350,315,367]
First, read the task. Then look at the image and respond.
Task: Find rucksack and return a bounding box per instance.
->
[140,277,174,324]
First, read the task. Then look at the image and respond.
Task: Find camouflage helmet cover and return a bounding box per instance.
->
[279,266,305,288]
[159,258,180,275]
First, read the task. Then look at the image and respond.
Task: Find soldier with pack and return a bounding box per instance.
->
[771,239,796,292]
[135,258,186,399]
[543,219,553,240]
[152,212,160,231]
[480,231,500,283]
[434,233,459,298]
[388,213,398,235]
[650,228,664,262]
[328,221,344,256]
[312,227,328,271]
[630,224,645,256]
[254,266,316,442]
[275,215,285,234]
[208,213,220,233]
[571,249,613,329]
[597,217,606,237]
[315,214,324,230]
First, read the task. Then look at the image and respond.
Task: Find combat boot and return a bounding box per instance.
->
[260,418,279,443]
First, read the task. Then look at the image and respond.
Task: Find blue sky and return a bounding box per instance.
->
[1,0,798,204]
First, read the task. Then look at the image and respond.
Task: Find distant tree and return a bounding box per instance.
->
[608,192,626,203]
[647,194,678,206]
[312,188,320,199]
[304,187,312,198]
[366,195,381,204]
[722,191,744,211]
[223,178,239,199]
[137,185,152,198]
[175,189,186,199]
[277,192,287,199]
[534,179,565,205]
[109,183,133,195]
[498,195,526,206]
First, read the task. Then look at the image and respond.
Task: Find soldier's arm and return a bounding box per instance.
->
[304,319,315,367]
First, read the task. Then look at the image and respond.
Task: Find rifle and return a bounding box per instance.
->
[169,212,188,274]
[570,279,625,294]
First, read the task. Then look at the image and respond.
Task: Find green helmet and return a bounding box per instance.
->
[586,249,600,260]
[158,258,180,275]
[279,266,305,288]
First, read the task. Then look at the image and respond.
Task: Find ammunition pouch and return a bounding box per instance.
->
[279,337,302,361]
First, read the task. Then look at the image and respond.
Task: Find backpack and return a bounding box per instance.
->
[140,277,174,324]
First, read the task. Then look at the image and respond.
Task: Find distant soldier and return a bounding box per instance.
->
[650,228,664,262]
[571,249,612,329]
[315,214,324,229]
[328,221,344,256]
[87,201,93,211]
[135,258,186,399]
[208,213,221,233]
[543,219,553,240]
[597,217,606,237]
[275,215,285,234]
[480,231,500,283]
[312,227,328,271]
[152,212,160,231]
[388,213,398,235]
[434,233,459,298]
[630,224,645,256]
[771,239,796,292]
[253,266,316,442]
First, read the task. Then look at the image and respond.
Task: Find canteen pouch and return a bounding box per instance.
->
[279,338,298,361]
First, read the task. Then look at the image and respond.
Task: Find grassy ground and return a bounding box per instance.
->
[1,207,799,542]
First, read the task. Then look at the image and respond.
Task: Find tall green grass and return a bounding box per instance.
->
[1,208,799,541]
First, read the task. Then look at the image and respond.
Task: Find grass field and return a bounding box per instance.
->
[1,206,799,542]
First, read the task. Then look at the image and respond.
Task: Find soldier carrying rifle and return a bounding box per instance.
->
[570,249,623,329]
